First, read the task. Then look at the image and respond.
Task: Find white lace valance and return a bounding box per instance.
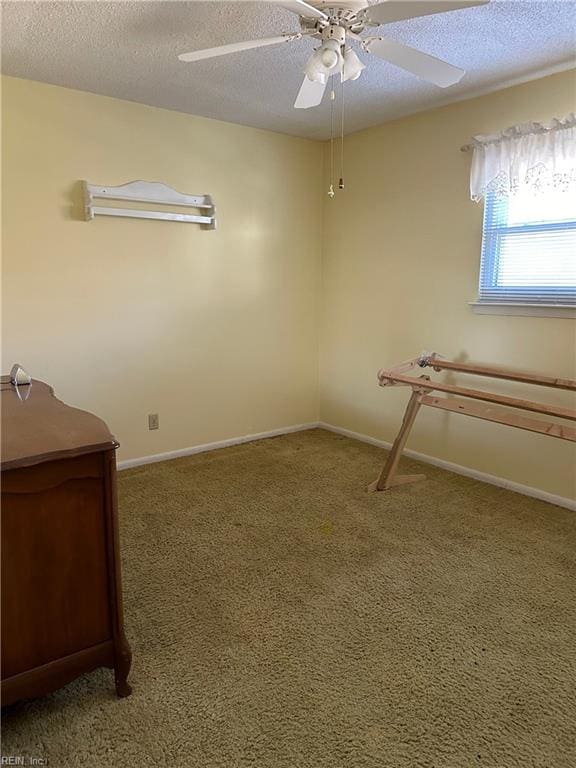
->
[468,113,576,202]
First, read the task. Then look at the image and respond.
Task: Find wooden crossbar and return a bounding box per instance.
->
[370,355,576,493]
[421,395,576,442]
[419,357,576,391]
[377,372,576,422]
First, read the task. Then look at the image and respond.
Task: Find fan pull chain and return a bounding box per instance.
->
[328,88,335,198]
[339,76,345,190]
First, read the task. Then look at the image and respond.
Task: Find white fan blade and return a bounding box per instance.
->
[364,36,465,87]
[367,0,489,26]
[185,0,327,20]
[294,76,327,109]
[179,33,304,63]
[272,0,328,19]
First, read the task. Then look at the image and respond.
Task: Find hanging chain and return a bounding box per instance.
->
[339,75,345,190]
[328,88,335,198]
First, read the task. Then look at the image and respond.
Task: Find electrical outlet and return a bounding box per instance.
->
[148,413,159,430]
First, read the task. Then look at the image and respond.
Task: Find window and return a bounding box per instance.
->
[478,187,576,307]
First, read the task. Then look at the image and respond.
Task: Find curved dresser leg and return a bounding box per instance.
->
[114,633,132,698]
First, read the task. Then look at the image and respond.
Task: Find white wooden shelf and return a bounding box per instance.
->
[83,180,216,229]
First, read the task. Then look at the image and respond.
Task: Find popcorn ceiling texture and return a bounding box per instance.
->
[1,0,575,140]
[3,430,575,767]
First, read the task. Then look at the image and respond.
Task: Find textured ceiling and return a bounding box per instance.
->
[1,0,575,140]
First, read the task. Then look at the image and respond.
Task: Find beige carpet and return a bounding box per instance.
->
[3,429,576,767]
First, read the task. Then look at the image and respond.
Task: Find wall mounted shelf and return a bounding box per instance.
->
[83,180,216,229]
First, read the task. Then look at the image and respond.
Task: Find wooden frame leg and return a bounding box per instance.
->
[114,630,132,698]
[368,390,426,492]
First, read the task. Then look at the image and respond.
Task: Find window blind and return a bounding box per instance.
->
[479,190,576,305]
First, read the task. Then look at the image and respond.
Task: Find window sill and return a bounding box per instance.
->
[469,302,576,318]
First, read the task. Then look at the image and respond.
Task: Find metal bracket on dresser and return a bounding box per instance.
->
[83,180,216,229]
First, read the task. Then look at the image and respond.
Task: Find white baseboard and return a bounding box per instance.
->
[117,419,575,511]
[117,422,320,470]
[319,422,576,512]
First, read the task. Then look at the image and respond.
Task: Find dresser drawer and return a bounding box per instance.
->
[1,377,131,704]
[1,453,112,678]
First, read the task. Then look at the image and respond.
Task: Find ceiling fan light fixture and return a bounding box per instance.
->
[342,47,365,82]
[319,39,341,69]
[304,53,328,83]
[304,39,343,82]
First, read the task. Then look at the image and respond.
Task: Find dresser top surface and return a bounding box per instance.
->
[1,378,116,471]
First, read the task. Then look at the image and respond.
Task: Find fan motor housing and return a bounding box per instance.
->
[300,9,367,36]
[323,24,346,44]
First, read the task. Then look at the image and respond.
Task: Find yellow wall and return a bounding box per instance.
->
[1,76,323,460]
[3,72,575,499]
[321,70,576,500]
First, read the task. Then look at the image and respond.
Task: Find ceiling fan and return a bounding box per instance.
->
[178,0,490,109]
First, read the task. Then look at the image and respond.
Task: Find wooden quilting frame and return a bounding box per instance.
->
[369,353,576,493]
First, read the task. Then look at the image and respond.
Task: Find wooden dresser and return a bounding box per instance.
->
[1,375,132,706]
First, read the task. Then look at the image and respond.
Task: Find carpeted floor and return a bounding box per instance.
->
[2,429,575,767]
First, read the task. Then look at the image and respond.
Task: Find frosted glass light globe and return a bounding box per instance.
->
[320,47,339,69]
